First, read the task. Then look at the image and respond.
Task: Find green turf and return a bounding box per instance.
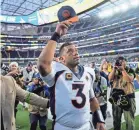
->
[16,105,52,130]
[110,115,139,130]
[16,105,139,130]
[135,89,139,92]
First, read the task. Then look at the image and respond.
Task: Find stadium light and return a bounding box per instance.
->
[130,0,139,6]
[105,9,113,16]
[98,9,113,18]
[120,3,129,11]
[98,11,104,18]
[113,6,120,13]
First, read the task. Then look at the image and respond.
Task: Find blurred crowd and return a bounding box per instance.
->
[1,61,50,130]
[1,57,139,130]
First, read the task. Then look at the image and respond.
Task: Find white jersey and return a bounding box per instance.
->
[41,61,95,128]
[84,67,95,83]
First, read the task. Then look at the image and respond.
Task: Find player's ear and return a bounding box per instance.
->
[59,56,65,63]
[59,56,64,61]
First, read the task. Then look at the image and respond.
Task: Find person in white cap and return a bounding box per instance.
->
[6,62,24,130]
[1,75,49,130]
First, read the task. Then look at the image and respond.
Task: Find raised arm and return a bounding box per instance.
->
[109,67,116,81]
[38,22,70,77]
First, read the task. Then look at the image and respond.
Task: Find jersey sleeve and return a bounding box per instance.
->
[88,69,95,99]
[85,67,96,83]
[89,87,95,99]
[41,61,67,87]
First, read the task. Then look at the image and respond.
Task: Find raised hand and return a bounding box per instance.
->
[55,21,72,36]
[97,123,106,130]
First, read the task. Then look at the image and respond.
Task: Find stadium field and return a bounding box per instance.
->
[16,105,139,130]
[110,115,139,130]
[1,0,139,130]
[16,105,52,130]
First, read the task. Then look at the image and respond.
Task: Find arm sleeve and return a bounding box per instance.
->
[12,78,49,108]
[85,67,96,83]
[84,67,96,99]
[41,68,56,87]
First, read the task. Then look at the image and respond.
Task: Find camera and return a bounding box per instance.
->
[12,73,23,80]
[1,63,9,72]
[115,56,126,67]
[115,59,122,66]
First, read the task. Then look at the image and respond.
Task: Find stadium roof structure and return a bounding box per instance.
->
[1,0,65,16]
[80,0,139,18]
[1,0,138,17]
[1,0,139,25]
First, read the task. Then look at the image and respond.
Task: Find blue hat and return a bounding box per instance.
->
[33,73,41,79]
[57,6,79,23]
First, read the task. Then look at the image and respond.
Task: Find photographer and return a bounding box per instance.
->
[27,73,49,130]
[109,56,136,130]
[21,62,35,87]
[93,68,108,127]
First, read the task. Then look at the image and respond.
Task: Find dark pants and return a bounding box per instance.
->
[112,98,136,130]
[1,111,4,130]
[100,103,107,120]
[29,113,47,130]
[93,103,107,128]
[14,100,19,118]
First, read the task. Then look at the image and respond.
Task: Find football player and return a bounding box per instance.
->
[38,21,106,130]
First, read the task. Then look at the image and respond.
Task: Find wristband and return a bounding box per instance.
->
[94,109,105,123]
[93,109,105,128]
[50,32,60,42]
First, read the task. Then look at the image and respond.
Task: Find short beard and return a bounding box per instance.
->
[66,61,79,68]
